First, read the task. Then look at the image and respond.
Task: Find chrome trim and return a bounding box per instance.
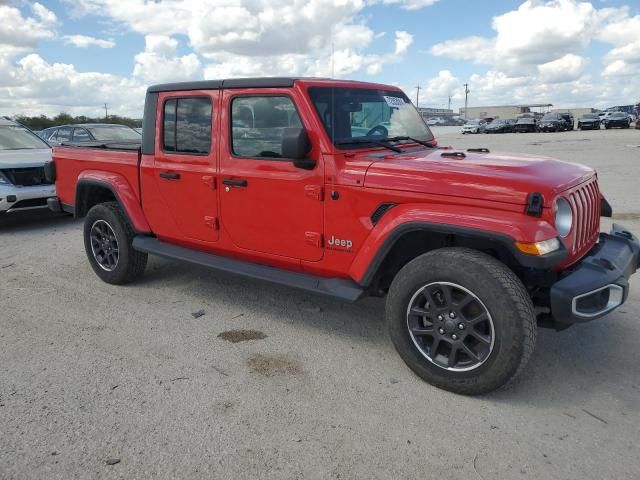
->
[571,284,624,318]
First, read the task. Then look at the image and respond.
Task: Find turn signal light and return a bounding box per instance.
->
[515,238,561,256]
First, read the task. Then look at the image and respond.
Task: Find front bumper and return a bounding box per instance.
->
[550,224,639,324]
[0,183,56,213]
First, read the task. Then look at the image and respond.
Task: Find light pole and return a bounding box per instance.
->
[415,86,421,107]
[463,83,470,119]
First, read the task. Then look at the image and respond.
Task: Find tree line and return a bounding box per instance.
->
[13,113,142,131]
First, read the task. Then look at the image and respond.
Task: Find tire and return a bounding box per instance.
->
[83,201,147,285]
[386,248,536,395]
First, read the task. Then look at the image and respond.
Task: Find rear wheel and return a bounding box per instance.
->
[83,202,147,285]
[386,248,536,395]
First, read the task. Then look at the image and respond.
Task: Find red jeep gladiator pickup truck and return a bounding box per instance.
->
[45,77,639,394]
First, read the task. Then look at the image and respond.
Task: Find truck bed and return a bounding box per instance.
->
[52,142,142,210]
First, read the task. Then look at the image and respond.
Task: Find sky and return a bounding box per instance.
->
[0,0,638,118]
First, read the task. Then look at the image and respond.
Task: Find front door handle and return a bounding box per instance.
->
[159,171,180,180]
[222,178,248,187]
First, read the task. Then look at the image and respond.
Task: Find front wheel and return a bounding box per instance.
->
[83,202,148,285]
[386,248,536,395]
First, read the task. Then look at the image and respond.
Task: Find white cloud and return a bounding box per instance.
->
[63,34,115,48]
[381,0,439,10]
[0,2,57,50]
[0,54,144,117]
[133,35,201,84]
[426,0,640,108]
[61,0,415,79]
[537,54,589,83]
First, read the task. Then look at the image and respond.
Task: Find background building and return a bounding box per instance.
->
[459,104,553,120]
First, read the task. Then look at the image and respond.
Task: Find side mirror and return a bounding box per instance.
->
[282,127,315,170]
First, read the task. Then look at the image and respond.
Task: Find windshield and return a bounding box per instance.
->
[490,120,505,125]
[610,113,626,118]
[541,114,559,121]
[0,126,50,150]
[86,126,141,141]
[582,114,599,119]
[465,120,481,125]
[308,87,433,149]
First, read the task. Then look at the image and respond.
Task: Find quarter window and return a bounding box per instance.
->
[56,127,72,143]
[231,96,302,159]
[163,97,212,154]
[72,128,90,142]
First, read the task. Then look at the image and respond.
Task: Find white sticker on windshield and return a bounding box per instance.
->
[383,96,407,108]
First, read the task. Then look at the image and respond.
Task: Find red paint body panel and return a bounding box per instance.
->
[52,78,602,286]
[53,147,151,233]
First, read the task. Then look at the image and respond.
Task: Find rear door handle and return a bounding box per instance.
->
[159,171,180,180]
[222,178,248,187]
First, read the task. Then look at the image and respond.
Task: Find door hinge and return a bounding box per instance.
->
[205,216,219,230]
[304,185,323,201]
[305,231,323,248]
[202,175,217,190]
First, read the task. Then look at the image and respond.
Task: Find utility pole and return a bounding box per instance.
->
[448,94,452,111]
[415,86,421,108]
[463,83,470,119]
[104,103,109,122]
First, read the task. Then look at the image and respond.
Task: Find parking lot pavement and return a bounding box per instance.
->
[1,129,639,480]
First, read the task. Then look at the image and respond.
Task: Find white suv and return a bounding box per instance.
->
[0,118,55,215]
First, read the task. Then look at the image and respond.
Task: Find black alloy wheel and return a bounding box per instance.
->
[90,219,119,271]
[406,281,494,371]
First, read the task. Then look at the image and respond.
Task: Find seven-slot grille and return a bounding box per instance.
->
[566,177,600,254]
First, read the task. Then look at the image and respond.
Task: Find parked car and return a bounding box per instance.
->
[514,117,537,133]
[603,112,631,129]
[0,118,55,214]
[578,113,601,130]
[636,118,640,130]
[558,113,574,130]
[47,77,640,395]
[538,113,571,132]
[461,119,487,134]
[40,124,141,146]
[484,119,516,133]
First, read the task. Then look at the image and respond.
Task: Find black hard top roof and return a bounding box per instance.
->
[146,76,392,93]
[147,77,299,93]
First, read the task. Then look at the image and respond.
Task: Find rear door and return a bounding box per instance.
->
[150,92,220,242]
[218,89,324,261]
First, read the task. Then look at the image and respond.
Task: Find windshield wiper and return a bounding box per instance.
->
[383,136,434,148]
[335,137,402,153]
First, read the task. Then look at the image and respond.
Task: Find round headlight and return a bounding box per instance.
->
[555,197,573,237]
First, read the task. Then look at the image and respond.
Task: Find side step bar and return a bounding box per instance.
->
[132,236,365,303]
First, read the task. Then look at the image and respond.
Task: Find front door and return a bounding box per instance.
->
[152,93,219,242]
[219,90,324,261]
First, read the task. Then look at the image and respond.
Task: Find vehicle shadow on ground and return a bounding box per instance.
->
[0,210,77,233]
[484,317,639,408]
[137,256,389,346]
[136,257,640,405]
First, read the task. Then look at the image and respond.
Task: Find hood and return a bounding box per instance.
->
[363,149,594,206]
[0,148,51,168]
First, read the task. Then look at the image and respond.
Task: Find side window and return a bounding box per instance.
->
[72,128,90,142]
[56,127,72,142]
[163,97,212,154]
[231,96,302,159]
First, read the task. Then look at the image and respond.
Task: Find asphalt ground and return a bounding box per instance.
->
[1,125,639,479]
